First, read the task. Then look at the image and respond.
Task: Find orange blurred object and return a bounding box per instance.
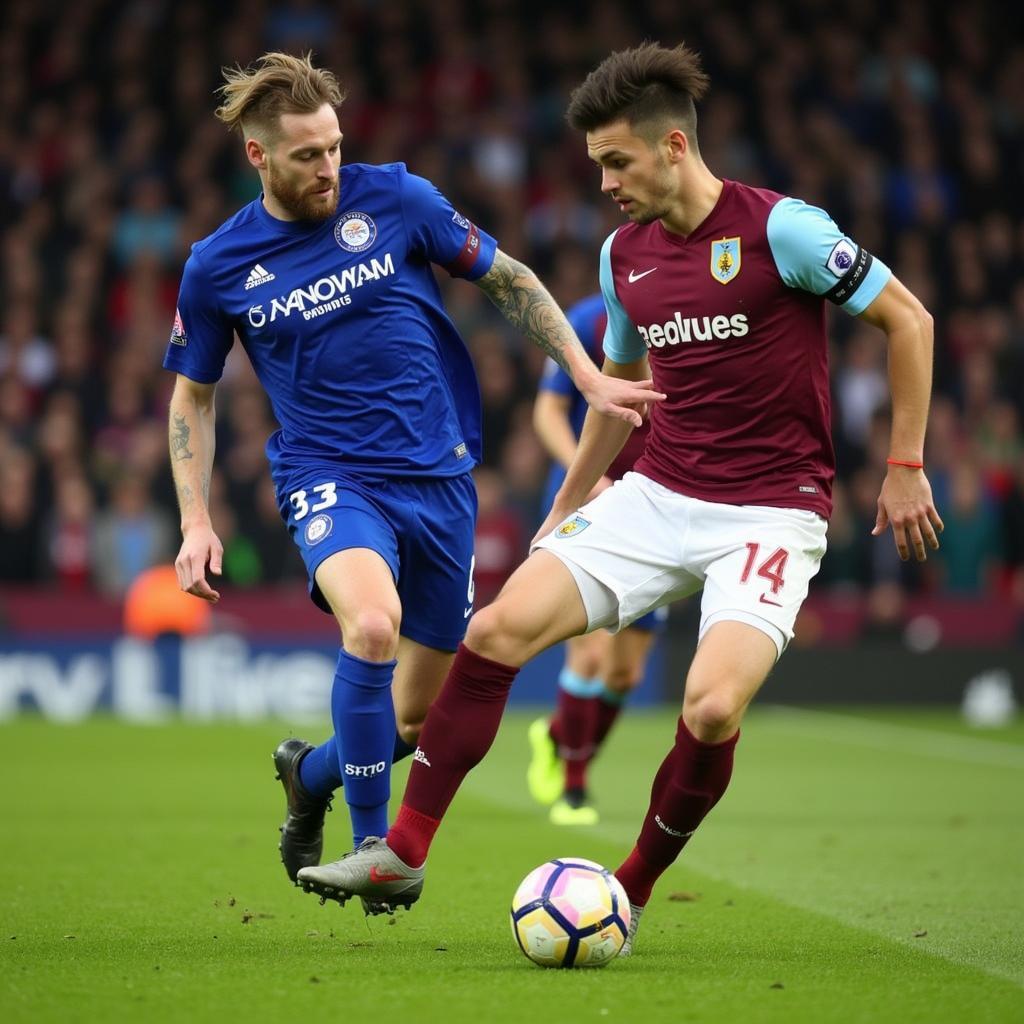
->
[123,565,212,638]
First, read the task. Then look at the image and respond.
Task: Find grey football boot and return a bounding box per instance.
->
[273,739,333,883]
[619,902,645,957]
[297,836,424,914]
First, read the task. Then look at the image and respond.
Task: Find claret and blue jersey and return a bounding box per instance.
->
[163,162,497,495]
[599,180,892,520]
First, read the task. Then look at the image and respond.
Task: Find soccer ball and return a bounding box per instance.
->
[510,857,631,968]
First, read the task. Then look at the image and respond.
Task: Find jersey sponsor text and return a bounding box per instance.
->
[247,253,395,327]
[637,312,749,348]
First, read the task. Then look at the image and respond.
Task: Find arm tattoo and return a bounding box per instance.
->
[180,483,194,512]
[477,252,577,375]
[170,413,193,461]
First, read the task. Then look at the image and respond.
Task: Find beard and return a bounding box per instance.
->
[266,164,339,222]
[632,204,671,225]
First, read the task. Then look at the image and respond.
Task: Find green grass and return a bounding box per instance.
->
[2,707,1023,1023]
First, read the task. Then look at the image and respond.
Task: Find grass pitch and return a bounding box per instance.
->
[2,707,1022,1023]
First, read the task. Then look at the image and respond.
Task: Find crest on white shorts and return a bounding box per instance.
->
[555,514,591,538]
[305,514,333,545]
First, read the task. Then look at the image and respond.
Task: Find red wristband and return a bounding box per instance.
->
[887,458,924,469]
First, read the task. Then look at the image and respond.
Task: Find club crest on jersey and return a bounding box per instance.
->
[710,237,741,284]
[555,514,591,539]
[305,514,333,545]
[334,212,377,253]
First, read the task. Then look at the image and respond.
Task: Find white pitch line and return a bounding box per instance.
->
[756,706,1024,769]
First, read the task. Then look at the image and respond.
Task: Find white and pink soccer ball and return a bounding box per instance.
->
[510,858,631,968]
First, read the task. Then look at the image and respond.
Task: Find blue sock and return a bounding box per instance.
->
[331,649,397,847]
[393,733,416,763]
[300,731,416,797]
[558,667,605,698]
[298,740,343,797]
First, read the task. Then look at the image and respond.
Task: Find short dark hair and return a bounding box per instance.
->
[566,42,710,145]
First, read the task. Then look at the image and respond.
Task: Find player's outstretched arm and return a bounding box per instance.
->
[533,356,648,545]
[858,276,944,562]
[168,373,223,602]
[475,249,665,426]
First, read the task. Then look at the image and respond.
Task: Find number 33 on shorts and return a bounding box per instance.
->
[289,482,338,520]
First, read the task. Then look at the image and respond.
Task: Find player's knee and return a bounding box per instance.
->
[396,719,422,748]
[464,602,533,667]
[342,608,400,661]
[683,691,743,741]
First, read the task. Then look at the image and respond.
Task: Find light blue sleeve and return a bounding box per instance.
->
[598,231,647,363]
[766,197,891,315]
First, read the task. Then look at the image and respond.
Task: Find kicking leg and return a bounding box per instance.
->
[616,620,777,953]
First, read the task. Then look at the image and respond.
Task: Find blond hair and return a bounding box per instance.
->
[215,52,346,142]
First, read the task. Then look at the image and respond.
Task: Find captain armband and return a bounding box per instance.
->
[822,244,874,306]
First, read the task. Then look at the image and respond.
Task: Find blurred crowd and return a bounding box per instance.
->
[1,0,1022,620]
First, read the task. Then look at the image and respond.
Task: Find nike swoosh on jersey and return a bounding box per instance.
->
[759,594,783,607]
[628,267,658,283]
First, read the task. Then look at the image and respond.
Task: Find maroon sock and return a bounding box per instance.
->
[616,717,738,907]
[549,686,586,752]
[591,695,625,752]
[552,687,595,792]
[387,643,518,866]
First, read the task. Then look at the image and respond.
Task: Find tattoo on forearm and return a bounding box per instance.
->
[201,471,210,504]
[171,413,193,461]
[478,253,576,375]
[180,483,194,511]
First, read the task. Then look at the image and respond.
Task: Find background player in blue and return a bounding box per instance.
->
[528,294,665,826]
[163,52,662,903]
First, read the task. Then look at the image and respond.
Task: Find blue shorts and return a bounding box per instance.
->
[280,471,478,651]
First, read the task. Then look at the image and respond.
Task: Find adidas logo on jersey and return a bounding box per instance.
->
[244,264,276,290]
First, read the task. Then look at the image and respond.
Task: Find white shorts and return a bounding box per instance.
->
[532,472,828,659]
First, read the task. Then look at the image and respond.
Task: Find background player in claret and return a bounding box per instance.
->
[295,41,943,950]
[527,291,665,826]
[162,52,662,903]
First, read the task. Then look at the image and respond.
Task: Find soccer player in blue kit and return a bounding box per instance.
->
[163,53,662,898]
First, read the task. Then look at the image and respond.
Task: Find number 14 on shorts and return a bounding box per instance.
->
[739,543,789,598]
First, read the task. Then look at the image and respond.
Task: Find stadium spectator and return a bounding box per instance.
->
[92,472,175,596]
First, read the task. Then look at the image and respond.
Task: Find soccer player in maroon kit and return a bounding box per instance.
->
[297,43,944,954]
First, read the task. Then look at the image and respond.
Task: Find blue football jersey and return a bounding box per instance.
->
[163,162,497,491]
